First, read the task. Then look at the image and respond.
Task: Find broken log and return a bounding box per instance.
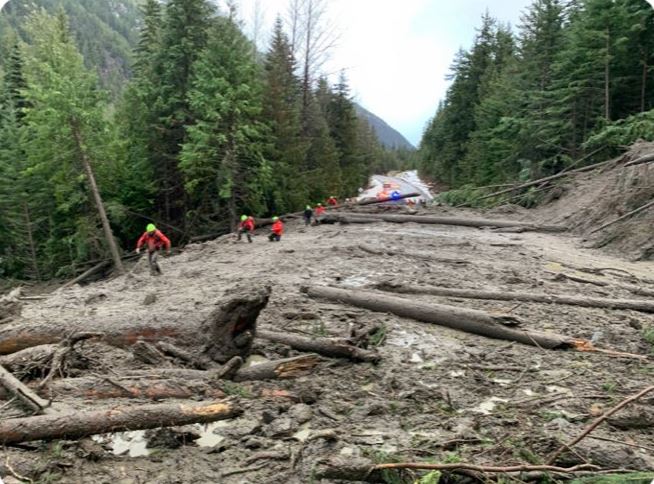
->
[257,330,379,363]
[0,364,50,414]
[377,282,654,314]
[233,354,321,382]
[476,157,618,202]
[302,285,575,349]
[335,212,566,232]
[589,199,654,234]
[0,399,241,445]
[59,261,111,290]
[0,285,270,360]
[0,344,58,374]
[624,152,654,167]
[319,215,380,225]
[550,272,654,297]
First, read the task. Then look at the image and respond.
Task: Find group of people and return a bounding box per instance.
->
[135,197,339,276]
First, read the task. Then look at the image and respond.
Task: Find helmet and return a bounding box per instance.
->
[146,223,156,232]
[240,215,247,221]
[317,203,322,206]
[306,205,311,210]
[272,216,279,221]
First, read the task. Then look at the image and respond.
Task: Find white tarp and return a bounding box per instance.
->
[357,170,433,203]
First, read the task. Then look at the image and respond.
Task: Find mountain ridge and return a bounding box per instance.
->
[354,103,415,151]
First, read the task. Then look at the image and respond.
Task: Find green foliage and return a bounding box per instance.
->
[414,471,441,484]
[570,473,654,484]
[643,325,654,353]
[585,109,654,150]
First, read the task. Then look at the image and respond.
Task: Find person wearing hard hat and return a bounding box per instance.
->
[268,216,284,242]
[303,205,313,226]
[327,195,338,206]
[313,203,326,225]
[237,214,255,242]
[136,223,171,275]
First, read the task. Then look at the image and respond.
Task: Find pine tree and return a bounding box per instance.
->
[180,15,268,232]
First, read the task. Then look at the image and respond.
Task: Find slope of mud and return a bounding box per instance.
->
[1,210,654,483]
[532,141,654,261]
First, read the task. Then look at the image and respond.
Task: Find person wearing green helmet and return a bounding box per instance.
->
[237,214,255,243]
[136,223,171,275]
[268,216,284,242]
[303,205,313,226]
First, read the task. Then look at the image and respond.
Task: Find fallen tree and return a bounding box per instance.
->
[0,399,241,445]
[355,244,469,265]
[334,212,566,232]
[376,282,654,314]
[302,285,575,349]
[256,330,379,363]
[0,285,270,359]
[0,364,50,414]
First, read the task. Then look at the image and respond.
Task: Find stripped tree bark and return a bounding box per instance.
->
[334,212,566,232]
[0,399,241,445]
[302,285,575,349]
[376,282,654,314]
[257,329,379,363]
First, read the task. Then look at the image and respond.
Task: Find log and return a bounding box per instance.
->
[0,344,58,374]
[257,330,379,363]
[335,212,566,232]
[302,285,574,349]
[59,260,111,290]
[0,285,270,358]
[0,364,50,414]
[624,152,654,167]
[551,272,654,297]
[589,199,654,234]
[476,157,618,202]
[233,354,321,382]
[0,399,241,445]
[377,282,654,314]
[356,244,469,265]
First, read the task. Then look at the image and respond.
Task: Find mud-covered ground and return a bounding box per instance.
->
[2,205,654,484]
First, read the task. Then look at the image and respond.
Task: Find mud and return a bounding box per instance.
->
[1,202,654,483]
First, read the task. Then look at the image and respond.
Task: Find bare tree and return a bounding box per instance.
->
[250,0,266,52]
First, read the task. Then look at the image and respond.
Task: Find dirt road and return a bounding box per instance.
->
[3,207,654,483]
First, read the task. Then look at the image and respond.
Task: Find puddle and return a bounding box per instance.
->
[466,397,508,415]
[339,275,370,287]
[93,420,232,456]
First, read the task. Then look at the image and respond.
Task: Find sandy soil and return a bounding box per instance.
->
[1,207,654,483]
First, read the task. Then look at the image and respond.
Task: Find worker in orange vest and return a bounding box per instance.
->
[237,214,255,242]
[327,195,338,206]
[136,223,171,276]
[268,216,284,242]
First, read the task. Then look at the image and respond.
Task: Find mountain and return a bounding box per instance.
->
[354,103,415,151]
[0,0,141,97]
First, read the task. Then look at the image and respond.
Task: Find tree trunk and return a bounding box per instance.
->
[0,285,270,357]
[302,285,575,349]
[641,52,648,113]
[60,260,111,290]
[604,27,611,121]
[70,118,125,275]
[257,330,379,363]
[0,344,58,374]
[0,364,50,414]
[233,353,321,382]
[0,399,240,445]
[23,203,40,281]
[377,282,654,314]
[335,212,565,232]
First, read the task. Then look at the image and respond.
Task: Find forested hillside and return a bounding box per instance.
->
[0,0,408,280]
[419,0,654,201]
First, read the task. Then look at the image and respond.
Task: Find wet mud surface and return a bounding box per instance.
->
[2,206,654,483]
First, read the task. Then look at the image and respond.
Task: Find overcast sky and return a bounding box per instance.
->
[229,0,537,146]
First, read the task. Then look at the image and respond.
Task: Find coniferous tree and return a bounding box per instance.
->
[180,16,268,232]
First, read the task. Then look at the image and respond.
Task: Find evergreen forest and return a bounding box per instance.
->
[419,0,654,205]
[0,0,409,280]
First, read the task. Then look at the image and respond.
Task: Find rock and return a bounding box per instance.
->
[145,427,200,449]
[289,403,313,424]
[143,293,157,305]
[221,419,262,439]
[261,410,276,424]
[242,436,268,449]
[265,417,297,438]
[607,406,654,429]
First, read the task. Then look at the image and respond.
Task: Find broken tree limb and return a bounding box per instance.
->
[476,157,618,202]
[0,364,50,414]
[257,330,379,363]
[302,285,575,349]
[335,212,566,232]
[233,354,321,382]
[0,285,270,359]
[0,399,241,445]
[546,385,654,465]
[376,282,654,314]
[589,199,654,234]
[624,152,654,167]
[59,261,111,290]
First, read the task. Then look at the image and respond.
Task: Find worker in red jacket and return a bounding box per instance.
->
[327,195,338,206]
[268,216,284,242]
[313,203,326,225]
[136,223,171,275]
[237,214,255,243]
